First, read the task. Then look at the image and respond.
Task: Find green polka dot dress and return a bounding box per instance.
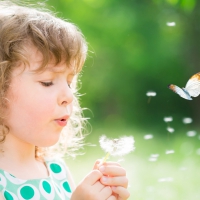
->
[0,159,72,200]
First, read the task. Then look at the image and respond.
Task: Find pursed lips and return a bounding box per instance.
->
[54,115,70,127]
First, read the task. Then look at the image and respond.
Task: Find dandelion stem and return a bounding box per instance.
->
[102,152,110,163]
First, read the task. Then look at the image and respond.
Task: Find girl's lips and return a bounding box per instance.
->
[55,119,68,127]
[55,115,69,127]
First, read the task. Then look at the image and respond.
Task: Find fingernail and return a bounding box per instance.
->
[99,166,105,172]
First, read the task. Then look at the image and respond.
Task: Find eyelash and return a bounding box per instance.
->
[40,81,53,87]
[40,81,72,88]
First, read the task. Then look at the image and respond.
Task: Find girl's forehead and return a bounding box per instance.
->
[23,43,75,74]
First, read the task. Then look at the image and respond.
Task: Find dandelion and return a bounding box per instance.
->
[146,91,156,103]
[99,135,135,162]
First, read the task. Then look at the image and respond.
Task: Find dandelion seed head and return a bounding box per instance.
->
[167,127,174,133]
[186,130,196,137]
[146,91,157,97]
[144,134,153,140]
[163,116,173,122]
[99,135,135,156]
[183,117,193,124]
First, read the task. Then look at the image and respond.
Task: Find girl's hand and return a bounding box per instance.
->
[94,160,130,200]
[71,170,117,200]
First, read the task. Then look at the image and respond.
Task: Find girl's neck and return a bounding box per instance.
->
[0,133,49,180]
[0,133,36,163]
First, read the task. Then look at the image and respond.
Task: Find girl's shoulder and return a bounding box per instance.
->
[0,158,73,200]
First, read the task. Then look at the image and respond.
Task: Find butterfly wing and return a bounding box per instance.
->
[168,84,192,100]
[185,72,200,97]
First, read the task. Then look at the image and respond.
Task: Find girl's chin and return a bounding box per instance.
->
[36,137,60,147]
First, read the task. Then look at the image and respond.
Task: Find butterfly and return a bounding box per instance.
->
[168,72,200,100]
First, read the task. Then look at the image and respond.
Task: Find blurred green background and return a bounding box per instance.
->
[46,0,200,199]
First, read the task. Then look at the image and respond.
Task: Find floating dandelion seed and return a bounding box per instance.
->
[167,127,174,133]
[166,22,176,26]
[196,148,200,155]
[163,116,173,122]
[151,154,159,158]
[165,150,175,154]
[183,117,193,124]
[158,177,174,182]
[146,91,156,103]
[99,135,135,162]
[144,134,153,140]
[186,130,196,137]
[148,154,159,162]
[148,157,157,162]
[179,167,187,171]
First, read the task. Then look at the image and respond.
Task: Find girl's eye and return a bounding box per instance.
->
[40,81,53,87]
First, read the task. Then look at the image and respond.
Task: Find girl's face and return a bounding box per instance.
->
[5,44,75,147]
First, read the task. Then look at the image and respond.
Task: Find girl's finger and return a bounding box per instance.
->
[107,195,117,200]
[83,170,103,185]
[100,176,128,188]
[99,161,121,168]
[93,160,102,170]
[112,186,130,200]
[100,186,112,198]
[99,165,126,176]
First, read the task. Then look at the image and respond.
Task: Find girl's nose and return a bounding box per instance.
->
[58,84,74,106]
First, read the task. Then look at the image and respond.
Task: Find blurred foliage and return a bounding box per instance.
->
[43,0,200,130]
[36,1,200,199]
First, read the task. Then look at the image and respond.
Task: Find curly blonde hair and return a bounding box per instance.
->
[0,2,88,159]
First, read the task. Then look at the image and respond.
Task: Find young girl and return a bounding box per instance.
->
[0,2,130,200]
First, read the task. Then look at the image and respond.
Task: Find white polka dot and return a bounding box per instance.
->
[0,173,7,188]
[4,171,26,185]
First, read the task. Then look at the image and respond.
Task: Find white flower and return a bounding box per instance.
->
[99,135,135,157]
